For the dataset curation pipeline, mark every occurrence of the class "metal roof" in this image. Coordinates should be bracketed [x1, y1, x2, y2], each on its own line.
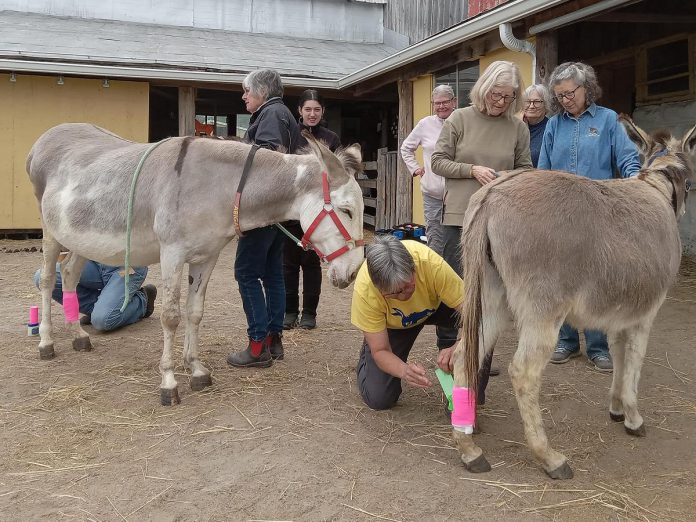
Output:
[0, 10, 400, 88]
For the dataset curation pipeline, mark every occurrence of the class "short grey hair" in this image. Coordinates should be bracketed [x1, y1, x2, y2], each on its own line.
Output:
[547, 61, 602, 115]
[524, 84, 552, 114]
[469, 60, 525, 119]
[366, 235, 415, 294]
[431, 84, 455, 100]
[243, 69, 284, 101]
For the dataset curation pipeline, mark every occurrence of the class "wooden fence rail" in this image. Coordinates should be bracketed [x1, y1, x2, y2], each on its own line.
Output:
[357, 147, 412, 230]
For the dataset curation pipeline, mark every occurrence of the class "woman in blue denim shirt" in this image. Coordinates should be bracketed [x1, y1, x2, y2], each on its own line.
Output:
[538, 62, 641, 373]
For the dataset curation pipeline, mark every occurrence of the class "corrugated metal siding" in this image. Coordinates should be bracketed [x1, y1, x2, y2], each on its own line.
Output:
[383, 0, 468, 45]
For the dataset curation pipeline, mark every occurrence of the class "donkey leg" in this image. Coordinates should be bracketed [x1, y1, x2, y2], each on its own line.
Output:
[620, 326, 651, 436]
[183, 254, 220, 392]
[510, 322, 572, 479]
[37, 233, 61, 359]
[159, 252, 185, 406]
[608, 330, 627, 422]
[59, 253, 92, 352]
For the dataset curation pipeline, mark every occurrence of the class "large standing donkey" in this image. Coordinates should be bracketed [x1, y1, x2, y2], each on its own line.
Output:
[452, 118, 696, 479]
[27, 123, 365, 404]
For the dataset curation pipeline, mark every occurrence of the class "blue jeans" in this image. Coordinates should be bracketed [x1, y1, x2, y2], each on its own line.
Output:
[234, 226, 285, 341]
[557, 323, 609, 360]
[34, 262, 148, 332]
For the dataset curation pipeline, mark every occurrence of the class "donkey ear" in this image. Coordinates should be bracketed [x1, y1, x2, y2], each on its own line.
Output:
[619, 114, 651, 156]
[681, 123, 696, 156]
[335, 144, 363, 178]
[302, 130, 350, 184]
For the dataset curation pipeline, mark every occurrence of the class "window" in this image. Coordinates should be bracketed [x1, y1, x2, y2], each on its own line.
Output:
[195, 114, 229, 137]
[236, 114, 251, 138]
[638, 35, 693, 103]
[434, 62, 479, 108]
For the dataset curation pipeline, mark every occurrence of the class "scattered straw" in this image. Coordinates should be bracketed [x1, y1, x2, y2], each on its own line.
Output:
[341, 503, 402, 522]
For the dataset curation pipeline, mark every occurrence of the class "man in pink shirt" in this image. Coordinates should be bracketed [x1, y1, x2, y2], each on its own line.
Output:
[399, 85, 457, 255]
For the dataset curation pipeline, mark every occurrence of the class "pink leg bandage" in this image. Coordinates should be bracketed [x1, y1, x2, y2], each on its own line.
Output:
[63, 291, 80, 323]
[451, 386, 476, 434]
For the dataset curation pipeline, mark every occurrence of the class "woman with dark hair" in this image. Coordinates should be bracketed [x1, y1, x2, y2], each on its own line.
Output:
[539, 61, 641, 373]
[283, 89, 341, 330]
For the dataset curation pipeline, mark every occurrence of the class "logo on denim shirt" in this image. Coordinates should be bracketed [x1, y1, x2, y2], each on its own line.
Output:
[588, 127, 599, 137]
[391, 307, 435, 327]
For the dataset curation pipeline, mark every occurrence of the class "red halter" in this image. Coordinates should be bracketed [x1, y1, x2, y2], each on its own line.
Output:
[300, 171, 365, 262]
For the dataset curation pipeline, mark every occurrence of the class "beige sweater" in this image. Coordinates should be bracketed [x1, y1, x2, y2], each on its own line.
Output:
[431, 106, 532, 226]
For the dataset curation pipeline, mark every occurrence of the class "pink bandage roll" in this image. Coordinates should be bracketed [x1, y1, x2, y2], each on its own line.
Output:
[63, 291, 80, 323]
[29, 306, 39, 325]
[451, 386, 476, 427]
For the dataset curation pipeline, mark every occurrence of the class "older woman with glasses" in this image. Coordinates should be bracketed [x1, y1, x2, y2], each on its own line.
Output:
[400, 84, 457, 255]
[522, 84, 551, 167]
[538, 61, 641, 373]
[431, 60, 532, 389]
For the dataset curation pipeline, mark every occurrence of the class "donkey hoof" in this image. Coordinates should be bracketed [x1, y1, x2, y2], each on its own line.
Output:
[72, 337, 93, 352]
[190, 374, 212, 391]
[609, 412, 625, 422]
[546, 461, 574, 480]
[625, 423, 646, 437]
[463, 454, 491, 473]
[160, 387, 181, 406]
[39, 344, 55, 360]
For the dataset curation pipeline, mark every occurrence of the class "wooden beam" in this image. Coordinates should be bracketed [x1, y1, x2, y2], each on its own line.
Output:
[590, 13, 696, 24]
[178, 86, 196, 136]
[534, 31, 558, 85]
[396, 79, 413, 225]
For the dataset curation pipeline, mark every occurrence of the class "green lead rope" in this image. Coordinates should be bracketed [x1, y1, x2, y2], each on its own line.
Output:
[275, 223, 303, 247]
[120, 138, 172, 312]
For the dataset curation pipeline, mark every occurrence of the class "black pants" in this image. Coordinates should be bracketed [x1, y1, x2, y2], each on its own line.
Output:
[356, 303, 459, 410]
[282, 222, 322, 315]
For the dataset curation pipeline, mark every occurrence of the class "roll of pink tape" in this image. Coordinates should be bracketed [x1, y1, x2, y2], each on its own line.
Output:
[29, 306, 39, 325]
[451, 386, 476, 427]
[63, 291, 79, 323]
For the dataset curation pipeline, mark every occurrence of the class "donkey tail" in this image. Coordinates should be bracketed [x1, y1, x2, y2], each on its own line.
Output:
[458, 190, 491, 396]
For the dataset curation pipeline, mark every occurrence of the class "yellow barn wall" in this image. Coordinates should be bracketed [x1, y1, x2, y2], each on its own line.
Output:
[480, 46, 534, 90]
[0, 74, 149, 230]
[410, 75, 433, 225]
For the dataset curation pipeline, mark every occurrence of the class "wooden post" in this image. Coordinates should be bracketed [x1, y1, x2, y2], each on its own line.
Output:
[376, 148, 388, 230]
[535, 31, 558, 85]
[178, 86, 196, 136]
[396, 79, 413, 224]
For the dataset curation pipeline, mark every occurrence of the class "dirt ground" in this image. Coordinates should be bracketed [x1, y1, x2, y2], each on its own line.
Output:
[1, 238, 695, 522]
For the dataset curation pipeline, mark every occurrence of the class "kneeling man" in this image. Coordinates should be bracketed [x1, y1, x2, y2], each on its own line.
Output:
[352, 235, 462, 410]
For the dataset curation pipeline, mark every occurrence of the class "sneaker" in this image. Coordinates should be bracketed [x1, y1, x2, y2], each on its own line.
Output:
[142, 284, 157, 318]
[266, 332, 284, 361]
[283, 312, 298, 330]
[298, 312, 316, 330]
[226, 339, 273, 368]
[550, 345, 581, 364]
[591, 355, 613, 373]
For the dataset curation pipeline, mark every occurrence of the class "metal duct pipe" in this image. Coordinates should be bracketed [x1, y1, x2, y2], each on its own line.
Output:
[498, 23, 536, 83]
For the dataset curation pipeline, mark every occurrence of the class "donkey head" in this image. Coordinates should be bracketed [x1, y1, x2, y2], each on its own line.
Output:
[300, 131, 365, 289]
[621, 115, 696, 218]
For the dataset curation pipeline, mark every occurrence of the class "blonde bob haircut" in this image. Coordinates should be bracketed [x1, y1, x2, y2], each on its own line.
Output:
[469, 60, 525, 119]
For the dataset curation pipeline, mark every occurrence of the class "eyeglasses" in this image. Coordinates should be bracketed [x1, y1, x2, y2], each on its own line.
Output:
[432, 99, 454, 107]
[524, 100, 544, 108]
[489, 91, 516, 103]
[555, 85, 582, 101]
[381, 278, 416, 298]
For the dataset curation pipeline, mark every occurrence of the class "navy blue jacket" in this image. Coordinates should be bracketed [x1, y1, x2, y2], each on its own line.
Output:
[246, 97, 300, 153]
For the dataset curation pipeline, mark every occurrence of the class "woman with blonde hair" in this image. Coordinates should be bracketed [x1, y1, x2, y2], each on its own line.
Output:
[431, 60, 532, 392]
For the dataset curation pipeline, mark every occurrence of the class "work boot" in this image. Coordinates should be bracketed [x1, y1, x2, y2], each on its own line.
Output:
[298, 312, 316, 330]
[142, 284, 158, 318]
[226, 338, 272, 368]
[266, 332, 284, 361]
[283, 312, 298, 330]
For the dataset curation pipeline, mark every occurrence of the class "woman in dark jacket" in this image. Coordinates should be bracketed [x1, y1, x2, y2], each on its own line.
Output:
[283, 89, 341, 330]
[227, 68, 300, 368]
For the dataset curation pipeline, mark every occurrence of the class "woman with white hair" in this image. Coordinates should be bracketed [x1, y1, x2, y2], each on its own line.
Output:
[227, 68, 300, 369]
[522, 84, 551, 167]
[399, 84, 457, 256]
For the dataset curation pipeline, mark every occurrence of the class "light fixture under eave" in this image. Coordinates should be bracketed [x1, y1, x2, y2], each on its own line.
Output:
[10, 71, 16, 82]
[102, 78, 110, 88]
[57, 75, 64, 85]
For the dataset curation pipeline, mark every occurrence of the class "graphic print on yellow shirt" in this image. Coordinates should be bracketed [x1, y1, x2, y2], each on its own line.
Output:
[351, 240, 464, 333]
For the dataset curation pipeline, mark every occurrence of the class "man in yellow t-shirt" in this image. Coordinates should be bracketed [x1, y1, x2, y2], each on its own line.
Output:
[351, 235, 463, 410]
